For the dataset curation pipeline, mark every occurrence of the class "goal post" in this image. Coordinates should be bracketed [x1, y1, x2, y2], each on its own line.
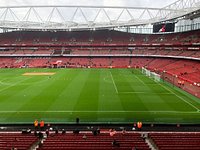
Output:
[142, 67, 161, 82]
[141, 67, 150, 76]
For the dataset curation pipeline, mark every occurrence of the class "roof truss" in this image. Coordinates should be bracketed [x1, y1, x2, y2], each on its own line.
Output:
[0, 0, 199, 30]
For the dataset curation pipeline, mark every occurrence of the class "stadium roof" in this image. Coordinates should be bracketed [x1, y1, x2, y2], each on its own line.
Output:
[0, 0, 199, 31]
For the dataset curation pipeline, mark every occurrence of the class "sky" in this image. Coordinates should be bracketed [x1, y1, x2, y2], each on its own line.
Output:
[0, 0, 177, 8]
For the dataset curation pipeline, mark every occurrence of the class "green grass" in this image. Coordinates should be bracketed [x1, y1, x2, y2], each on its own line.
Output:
[0, 68, 199, 124]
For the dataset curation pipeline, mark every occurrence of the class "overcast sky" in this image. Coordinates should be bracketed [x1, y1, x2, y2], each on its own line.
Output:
[0, 0, 176, 8]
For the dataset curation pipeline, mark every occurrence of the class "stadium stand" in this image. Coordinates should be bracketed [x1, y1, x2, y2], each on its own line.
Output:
[0, 132, 38, 150]
[0, 29, 199, 97]
[1, 131, 200, 150]
[149, 132, 200, 150]
[0, 29, 199, 44]
[37, 132, 150, 150]
[0, 1, 200, 149]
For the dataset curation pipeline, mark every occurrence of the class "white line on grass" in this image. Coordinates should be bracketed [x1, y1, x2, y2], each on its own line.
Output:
[0, 110, 199, 113]
[141, 71, 200, 111]
[158, 83, 200, 111]
[0, 77, 49, 86]
[120, 92, 172, 95]
[0, 77, 33, 93]
[109, 71, 118, 94]
[132, 74, 145, 85]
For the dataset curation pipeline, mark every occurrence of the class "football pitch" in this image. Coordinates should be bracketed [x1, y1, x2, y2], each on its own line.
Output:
[0, 68, 199, 124]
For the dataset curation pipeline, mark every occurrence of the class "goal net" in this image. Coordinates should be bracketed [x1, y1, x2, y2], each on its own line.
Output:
[142, 67, 161, 82]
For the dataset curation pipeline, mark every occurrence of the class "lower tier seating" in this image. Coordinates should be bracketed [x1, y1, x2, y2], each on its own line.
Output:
[149, 132, 200, 150]
[37, 132, 150, 150]
[0, 132, 38, 150]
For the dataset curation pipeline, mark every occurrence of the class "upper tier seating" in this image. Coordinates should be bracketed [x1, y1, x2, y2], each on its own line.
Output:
[0, 29, 199, 45]
[0, 29, 199, 60]
[1, 48, 199, 59]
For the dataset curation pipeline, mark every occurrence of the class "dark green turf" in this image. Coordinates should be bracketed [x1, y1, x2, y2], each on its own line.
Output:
[0, 68, 199, 124]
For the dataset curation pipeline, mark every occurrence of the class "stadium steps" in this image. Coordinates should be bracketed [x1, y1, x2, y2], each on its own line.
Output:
[143, 133, 158, 150]
[31, 138, 44, 150]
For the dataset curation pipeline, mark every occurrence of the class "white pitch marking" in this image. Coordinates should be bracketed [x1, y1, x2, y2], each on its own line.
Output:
[158, 83, 200, 111]
[120, 91, 172, 95]
[140, 70, 200, 111]
[0, 110, 199, 114]
[109, 71, 118, 94]
[0, 77, 33, 93]
[133, 74, 146, 85]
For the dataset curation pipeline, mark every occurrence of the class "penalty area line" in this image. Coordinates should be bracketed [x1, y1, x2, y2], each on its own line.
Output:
[158, 82, 199, 111]
[133, 74, 145, 85]
[140, 70, 200, 112]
